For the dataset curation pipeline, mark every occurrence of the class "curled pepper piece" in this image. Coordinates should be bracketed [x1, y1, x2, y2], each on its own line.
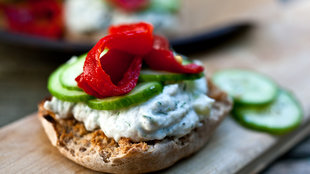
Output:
[75, 74, 101, 97]
[109, 22, 152, 34]
[152, 35, 170, 50]
[100, 50, 134, 85]
[144, 35, 204, 74]
[77, 44, 143, 98]
[107, 22, 154, 55]
[76, 22, 203, 99]
[76, 23, 153, 98]
[107, 0, 149, 12]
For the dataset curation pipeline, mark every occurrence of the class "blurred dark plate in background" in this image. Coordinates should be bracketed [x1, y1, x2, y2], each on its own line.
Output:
[0, 22, 251, 54]
[0, 0, 266, 54]
[171, 23, 251, 54]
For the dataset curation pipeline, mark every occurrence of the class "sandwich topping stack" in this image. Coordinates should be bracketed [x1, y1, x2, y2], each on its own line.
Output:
[38, 22, 232, 173]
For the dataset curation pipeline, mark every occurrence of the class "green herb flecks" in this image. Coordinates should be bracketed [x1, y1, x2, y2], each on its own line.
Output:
[175, 101, 179, 108]
[157, 101, 162, 106]
[125, 121, 131, 127]
[157, 110, 167, 115]
[180, 102, 187, 108]
[143, 115, 153, 121]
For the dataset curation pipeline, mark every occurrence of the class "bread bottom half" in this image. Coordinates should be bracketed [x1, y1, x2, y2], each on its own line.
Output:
[38, 80, 232, 174]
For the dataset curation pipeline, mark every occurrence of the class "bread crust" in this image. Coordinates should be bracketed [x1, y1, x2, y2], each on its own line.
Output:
[38, 80, 232, 174]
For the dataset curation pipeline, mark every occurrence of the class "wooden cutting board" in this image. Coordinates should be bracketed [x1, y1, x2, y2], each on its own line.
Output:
[1, 1, 310, 173]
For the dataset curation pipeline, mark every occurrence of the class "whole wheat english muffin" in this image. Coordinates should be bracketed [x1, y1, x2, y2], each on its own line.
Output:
[38, 80, 232, 173]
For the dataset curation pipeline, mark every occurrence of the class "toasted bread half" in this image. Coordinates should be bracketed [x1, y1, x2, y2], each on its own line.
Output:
[38, 80, 232, 174]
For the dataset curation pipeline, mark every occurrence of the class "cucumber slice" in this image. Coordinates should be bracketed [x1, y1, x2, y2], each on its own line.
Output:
[212, 69, 278, 105]
[87, 82, 163, 110]
[139, 57, 203, 83]
[60, 54, 86, 90]
[139, 70, 204, 83]
[48, 63, 93, 102]
[233, 90, 303, 134]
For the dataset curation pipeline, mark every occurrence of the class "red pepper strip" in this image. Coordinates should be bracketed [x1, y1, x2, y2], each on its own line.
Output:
[76, 23, 153, 98]
[75, 74, 101, 97]
[152, 35, 170, 50]
[100, 49, 134, 85]
[107, 0, 149, 12]
[2, 0, 63, 39]
[76, 37, 145, 98]
[76, 23, 202, 98]
[106, 23, 154, 55]
[145, 49, 204, 74]
[77, 55, 142, 98]
[144, 35, 204, 74]
[109, 22, 152, 34]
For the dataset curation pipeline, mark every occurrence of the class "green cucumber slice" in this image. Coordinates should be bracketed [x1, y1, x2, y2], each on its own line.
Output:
[60, 49, 109, 90]
[233, 90, 303, 134]
[60, 54, 86, 90]
[212, 69, 278, 105]
[87, 82, 163, 110]
[139, 56, 203, 82]
[139, 70, 204, 83]
[48, 63, 93, 102]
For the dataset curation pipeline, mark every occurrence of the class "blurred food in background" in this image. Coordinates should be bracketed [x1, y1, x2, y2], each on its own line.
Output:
[0, 0, 63, 39]
[0, 0, 179, 41]
[0, 0, 273, 53]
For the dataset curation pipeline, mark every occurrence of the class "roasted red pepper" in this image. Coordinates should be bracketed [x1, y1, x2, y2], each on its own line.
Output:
[144, 35, 204, 74]
[108, 0, 149, 12]
[1, 0, 63, 39]
[100, 50, 135, 85]
[106, 22, 154, 55]
[76, 23, 153, 98]
[76, 22, 204, 98]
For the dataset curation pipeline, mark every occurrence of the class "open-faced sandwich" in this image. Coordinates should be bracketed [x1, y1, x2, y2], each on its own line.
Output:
[38, 22, 232, 173]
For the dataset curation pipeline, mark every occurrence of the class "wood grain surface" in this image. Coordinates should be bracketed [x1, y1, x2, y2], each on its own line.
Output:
[1, 0, 310, 173]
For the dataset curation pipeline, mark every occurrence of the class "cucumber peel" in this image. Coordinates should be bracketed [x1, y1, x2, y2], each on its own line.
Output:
[139, 70, 204, 83]
[139, 58, 204, 83]
[87, 82, 163, 110]
[212, 69, 278, 105]
[60, 54, 86, 90]
[233, 90, 303, 134]
[48, 63, 93, 102]
[60, 50, 109, 90]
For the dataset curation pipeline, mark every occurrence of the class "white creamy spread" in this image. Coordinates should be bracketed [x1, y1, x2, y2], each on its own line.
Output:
[44, 77, 214, 142]
[65, 0, 111, 33]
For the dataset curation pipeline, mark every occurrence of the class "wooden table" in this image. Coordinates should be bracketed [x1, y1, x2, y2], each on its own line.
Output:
[1, 0, 310, 173]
